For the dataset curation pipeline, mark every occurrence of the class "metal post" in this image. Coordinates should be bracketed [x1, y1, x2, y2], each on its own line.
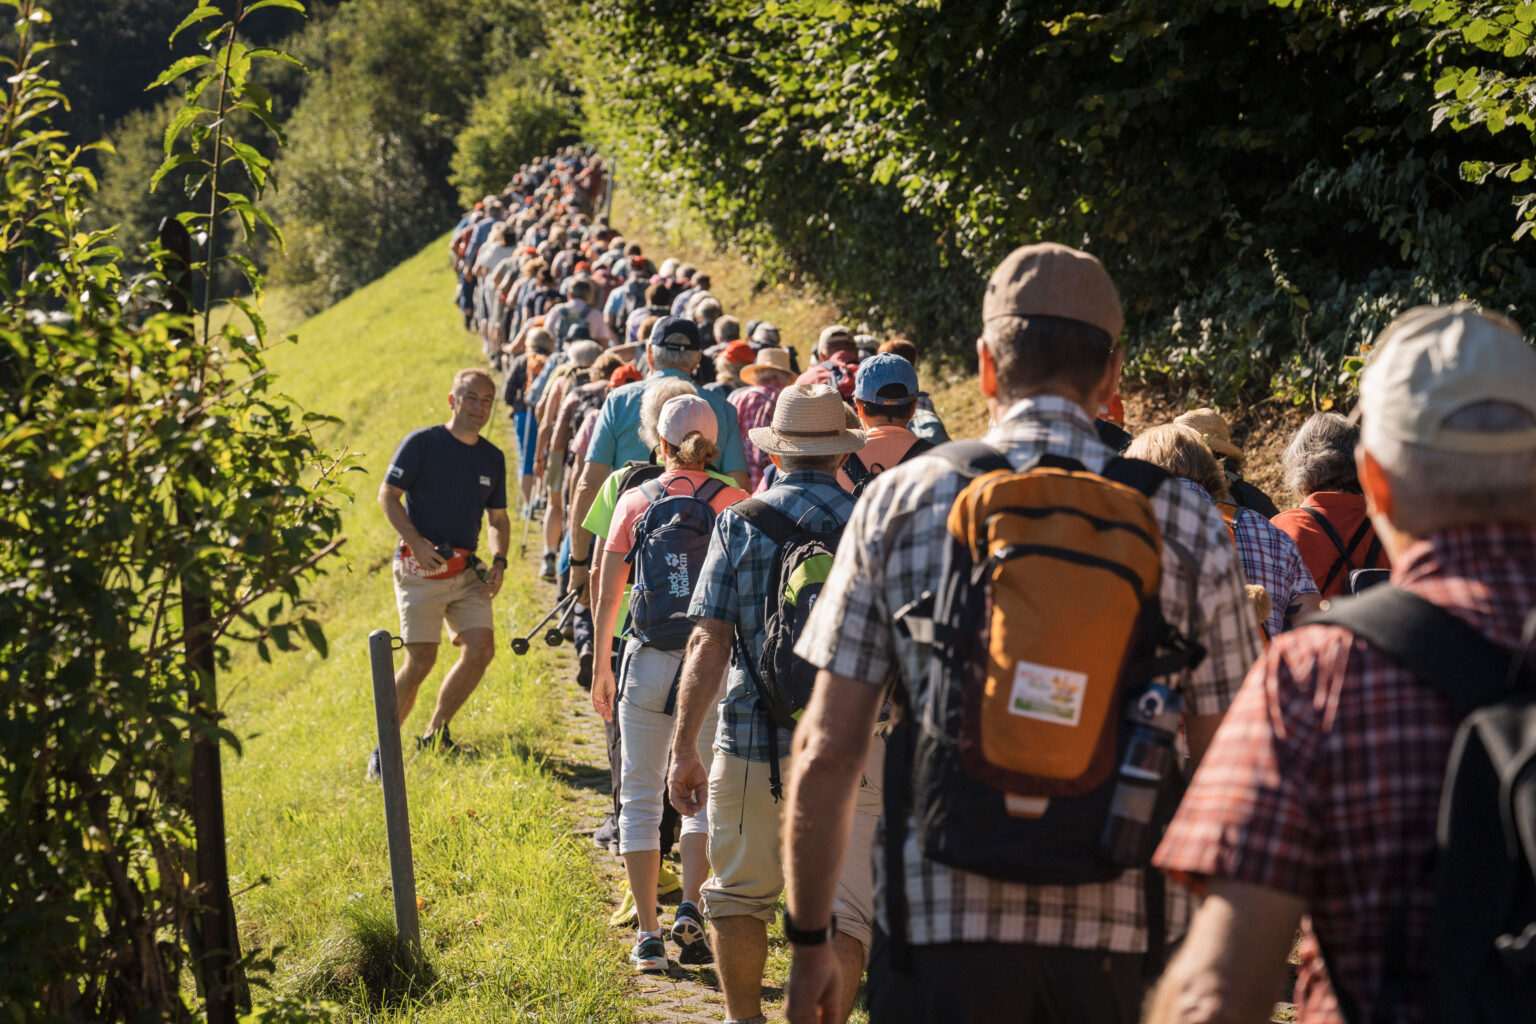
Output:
[368, 629, 421, 962]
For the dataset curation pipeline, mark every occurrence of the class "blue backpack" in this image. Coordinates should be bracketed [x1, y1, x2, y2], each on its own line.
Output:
[625, 477, 729, 650]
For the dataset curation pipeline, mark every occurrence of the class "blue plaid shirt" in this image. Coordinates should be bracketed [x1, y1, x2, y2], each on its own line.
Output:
[689, 470, 854, 762]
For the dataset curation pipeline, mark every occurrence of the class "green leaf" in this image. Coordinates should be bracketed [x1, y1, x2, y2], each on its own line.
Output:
[245, 0, 307, 14]
[169, 5, 223, 45]
[149, 152, 203, 193]
[246, 47, 306, 72]
[299, 617, 328, 658]
[146, 54, 214, 91]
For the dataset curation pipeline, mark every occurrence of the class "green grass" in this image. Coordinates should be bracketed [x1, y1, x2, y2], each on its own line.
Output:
[221, 239, 633, 1021]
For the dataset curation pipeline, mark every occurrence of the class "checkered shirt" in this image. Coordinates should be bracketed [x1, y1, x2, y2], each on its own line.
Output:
[690, 470, 855, 762]
[1186, 480, 1319, 635]
[1154, 523, 1536, 1024]
[727, 382, 784, 491]
[796, 396, 1263, 952]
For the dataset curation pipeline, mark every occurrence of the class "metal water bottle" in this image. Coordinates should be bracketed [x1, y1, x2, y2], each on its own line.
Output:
[1098, 682, 1182, 867]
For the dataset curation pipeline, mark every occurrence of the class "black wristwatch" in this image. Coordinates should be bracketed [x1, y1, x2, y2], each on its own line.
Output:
[782, 909, 836, 946]
[568, 554, 591, 568]
[492, 555, 508, 569]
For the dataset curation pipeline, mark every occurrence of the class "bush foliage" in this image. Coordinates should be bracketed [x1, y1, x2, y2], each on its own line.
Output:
[564, 0, 1534, 401]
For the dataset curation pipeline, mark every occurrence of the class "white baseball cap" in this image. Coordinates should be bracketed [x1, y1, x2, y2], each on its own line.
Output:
[657, 394, 718, 446]
[1358, 303, 1536, 455]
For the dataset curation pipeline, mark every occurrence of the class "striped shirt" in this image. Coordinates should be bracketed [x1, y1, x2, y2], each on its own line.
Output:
[796, 395, 1262, 952]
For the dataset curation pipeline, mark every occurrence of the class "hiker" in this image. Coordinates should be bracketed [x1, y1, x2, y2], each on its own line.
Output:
[729, 348, 797, 491]
[748, 321, 802, 374]
[370, 368, 510, 780]
[779, 243, 1264, 1024]
[533, 339, 603, 580]
[590, 395, 749, 973]
[1173, 407, 1281, 517]
[1127, 423, 1321, 637]
[1271, 411, 1391, 598]
[1147, 303, 1536, 1024]
[836, 352, 930, 493]
[797, 324, 860, 399]
[568, 317, 751, 612]
[667, 384, 877, 1024]
[875, 337, 949, 444]
[509, 326, 555, 511]
[706, 339, 755, 398]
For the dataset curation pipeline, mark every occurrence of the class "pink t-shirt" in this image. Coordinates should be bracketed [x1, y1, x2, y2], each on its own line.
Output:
[836, 424, 919, 490]
[606, 469, 749, 555]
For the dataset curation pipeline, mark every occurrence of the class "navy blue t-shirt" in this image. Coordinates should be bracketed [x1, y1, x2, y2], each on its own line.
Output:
[385, 426, 507, 551]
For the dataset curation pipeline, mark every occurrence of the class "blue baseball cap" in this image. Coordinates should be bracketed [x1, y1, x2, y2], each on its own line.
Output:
[648, 315, 702, 351]
[853, 352, 919, 405]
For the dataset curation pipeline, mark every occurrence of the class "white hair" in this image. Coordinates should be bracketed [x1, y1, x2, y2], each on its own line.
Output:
[1283, 412, 1360, 497]
[1365, 401, 1536, 534]
[649, 345, 701, 374]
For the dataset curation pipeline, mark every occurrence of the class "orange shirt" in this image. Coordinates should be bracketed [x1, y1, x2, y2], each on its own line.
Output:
[836, 424, 920, 491]
[1271, 491, 1391, 599]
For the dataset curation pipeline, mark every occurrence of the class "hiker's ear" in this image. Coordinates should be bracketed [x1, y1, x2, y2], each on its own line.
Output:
[769, 453, 782, 469]
[1088, 348, 1123, 414]
[977, 336, 997, 400]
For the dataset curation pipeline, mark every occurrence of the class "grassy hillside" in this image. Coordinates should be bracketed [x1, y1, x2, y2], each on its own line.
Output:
[222, 241, 632, 1021]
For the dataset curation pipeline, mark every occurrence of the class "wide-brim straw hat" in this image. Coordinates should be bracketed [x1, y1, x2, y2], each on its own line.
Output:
[607, 341, 642, 364]
[749, 384, 866, 456]
[1175, 407, 1243, 463]
[740, 347, 794, 386]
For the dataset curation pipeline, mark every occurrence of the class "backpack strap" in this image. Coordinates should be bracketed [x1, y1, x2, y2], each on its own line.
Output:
[897, 436, 935, 464]
[730, 498, 801, 547]
[1100, 455, 1171, 499]
[933, 439, 1012, 477]
[638, 478, 668, 505]
[694, 477, 729, 505]
[1300, 506, 1375, 595]
[843, 452, 870, 489]
[1305, 586, 1536, 712]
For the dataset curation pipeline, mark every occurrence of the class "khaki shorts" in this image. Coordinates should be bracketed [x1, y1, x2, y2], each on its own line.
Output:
[546, 455, 566, 498]
[392, 558, 493, 645]
[700, 736, 885, 954]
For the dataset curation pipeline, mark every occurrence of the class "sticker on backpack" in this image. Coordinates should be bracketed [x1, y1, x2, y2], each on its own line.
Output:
[1008, 661, 1087, 727]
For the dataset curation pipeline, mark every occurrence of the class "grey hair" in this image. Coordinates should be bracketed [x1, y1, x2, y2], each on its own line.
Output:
[777, 453, 846, 474]
[638, 377, 698, 452]
[1283, 412, 1361, 496]
[1365, 401, 1536, 534]
[649, 345, 702, 374]
[715, 356, 745, 389]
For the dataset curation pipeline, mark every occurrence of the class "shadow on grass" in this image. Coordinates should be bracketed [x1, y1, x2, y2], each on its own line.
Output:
[290, 901, 439, 1012]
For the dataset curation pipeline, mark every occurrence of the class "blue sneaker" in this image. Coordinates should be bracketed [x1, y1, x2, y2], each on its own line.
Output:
[670, 901, 712, 965]
[629, 932, 667, 973]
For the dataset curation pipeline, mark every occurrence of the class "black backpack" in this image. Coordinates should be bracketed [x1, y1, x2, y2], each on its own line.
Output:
[730, 498, 845, 799]
[1308, 586, 1536, 1024]
[842, 436, 933, 499]
[624, 477, 727, 651]
[1300, 505, 1385, 596]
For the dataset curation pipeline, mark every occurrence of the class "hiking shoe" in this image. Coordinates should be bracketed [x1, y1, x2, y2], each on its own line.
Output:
[576, 651, 594, 691]
[656, 863, 682, 896]
[541, 553, 556, 581]
[592, 811, 616, 850]
[417, 725, 457, 753]
[670, 901, 712, 965]
[629, 932, 668, 973]
[365, 747, 381, 782]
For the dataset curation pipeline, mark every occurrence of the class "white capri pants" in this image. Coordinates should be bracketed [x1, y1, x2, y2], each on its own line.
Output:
[616, 639, 719, 856]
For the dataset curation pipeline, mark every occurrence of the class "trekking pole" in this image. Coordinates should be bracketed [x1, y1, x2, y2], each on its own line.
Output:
[519, 481, 544, 558]
[510, 590, 579, 656]
[367, 630, 421, 967]
[546, 594, 579, 648]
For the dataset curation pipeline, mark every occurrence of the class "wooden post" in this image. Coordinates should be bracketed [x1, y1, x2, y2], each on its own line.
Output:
[368, 629, 421, 962]
[158, 216, 247, 1023]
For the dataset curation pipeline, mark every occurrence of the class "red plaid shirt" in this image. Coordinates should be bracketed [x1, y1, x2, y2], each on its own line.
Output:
[1154, 523, 1536, 1024]
[728, 381, 783, 490]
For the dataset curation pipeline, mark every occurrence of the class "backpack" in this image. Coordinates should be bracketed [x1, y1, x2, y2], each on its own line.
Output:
[883, 443, 1204, 962]
[1300, 505, 1385, 597]
[730, 498, 847, 798]
[624, 476, 728, 651]
[1307, 587, 1536, 1024]
[842, 437, 933, 499]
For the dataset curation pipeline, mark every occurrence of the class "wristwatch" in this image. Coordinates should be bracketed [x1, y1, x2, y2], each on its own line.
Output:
[568, 553, 591, 568]
[782, 909, 836, 946]
[492, 555, 508, 569]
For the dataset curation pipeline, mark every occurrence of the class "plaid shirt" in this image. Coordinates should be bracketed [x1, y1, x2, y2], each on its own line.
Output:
[728, 382, 784, 491]
[690, 471, 854, 762]
[796, 396, 1263, 952]
[1155, 523, 1536, 1024]
[1186, 480, 1319, 635]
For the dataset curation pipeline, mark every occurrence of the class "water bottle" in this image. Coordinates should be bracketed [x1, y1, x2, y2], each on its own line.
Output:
[1098, 683, 1182, 867]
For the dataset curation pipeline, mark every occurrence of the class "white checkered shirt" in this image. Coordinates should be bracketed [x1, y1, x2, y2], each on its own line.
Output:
[796, 395, 1263, 952]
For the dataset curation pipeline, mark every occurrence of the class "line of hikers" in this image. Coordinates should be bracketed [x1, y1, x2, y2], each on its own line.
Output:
[375, 146, 1536, 1024]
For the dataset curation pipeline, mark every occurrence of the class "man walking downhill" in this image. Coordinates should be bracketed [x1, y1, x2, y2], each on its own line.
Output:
[369, 368, 510, 780]
[780, 243, 1262, 1024]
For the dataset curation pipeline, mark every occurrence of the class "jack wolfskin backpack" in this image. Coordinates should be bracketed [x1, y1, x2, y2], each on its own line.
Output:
[625, 476, 728, 651]
[1307, 586, 1536, 1024]
[729, 498, 846, 798]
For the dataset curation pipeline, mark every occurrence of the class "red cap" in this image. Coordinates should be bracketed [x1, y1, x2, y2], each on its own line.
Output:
[721, 340, 754, 365]
[609, 365, 643, 389]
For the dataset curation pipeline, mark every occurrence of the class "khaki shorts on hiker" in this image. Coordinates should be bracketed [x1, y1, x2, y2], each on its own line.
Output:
[392, 557, 493, 645]
[700, 737, 884, 955]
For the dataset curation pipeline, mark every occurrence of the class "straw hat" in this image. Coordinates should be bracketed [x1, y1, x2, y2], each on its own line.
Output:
[749, 384, 865, 456]
[1174, 407, 1243, 464]
[740, 347, 795, 386]
[607, 341, 642, 364]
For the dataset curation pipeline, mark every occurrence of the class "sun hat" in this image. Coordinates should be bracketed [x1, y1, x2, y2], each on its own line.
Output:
[648, 316, 702, 351]
[720, 340, 755, 365]
[853, 352, 920, 406]
[1174, 408, 1244, 464]
[748, 384, 866, 457]
[740, 347, 795, 386]
[607, 340, 642, 364]
[818, 324, 855, 352]
[1357, 303, 1536, 455]
[566, 340, 602, 369]
[982, 242, 1123, 340]
[750, 322, 781, 347]
[657, 394, 719, 446]
[658, 258, 680, 277]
